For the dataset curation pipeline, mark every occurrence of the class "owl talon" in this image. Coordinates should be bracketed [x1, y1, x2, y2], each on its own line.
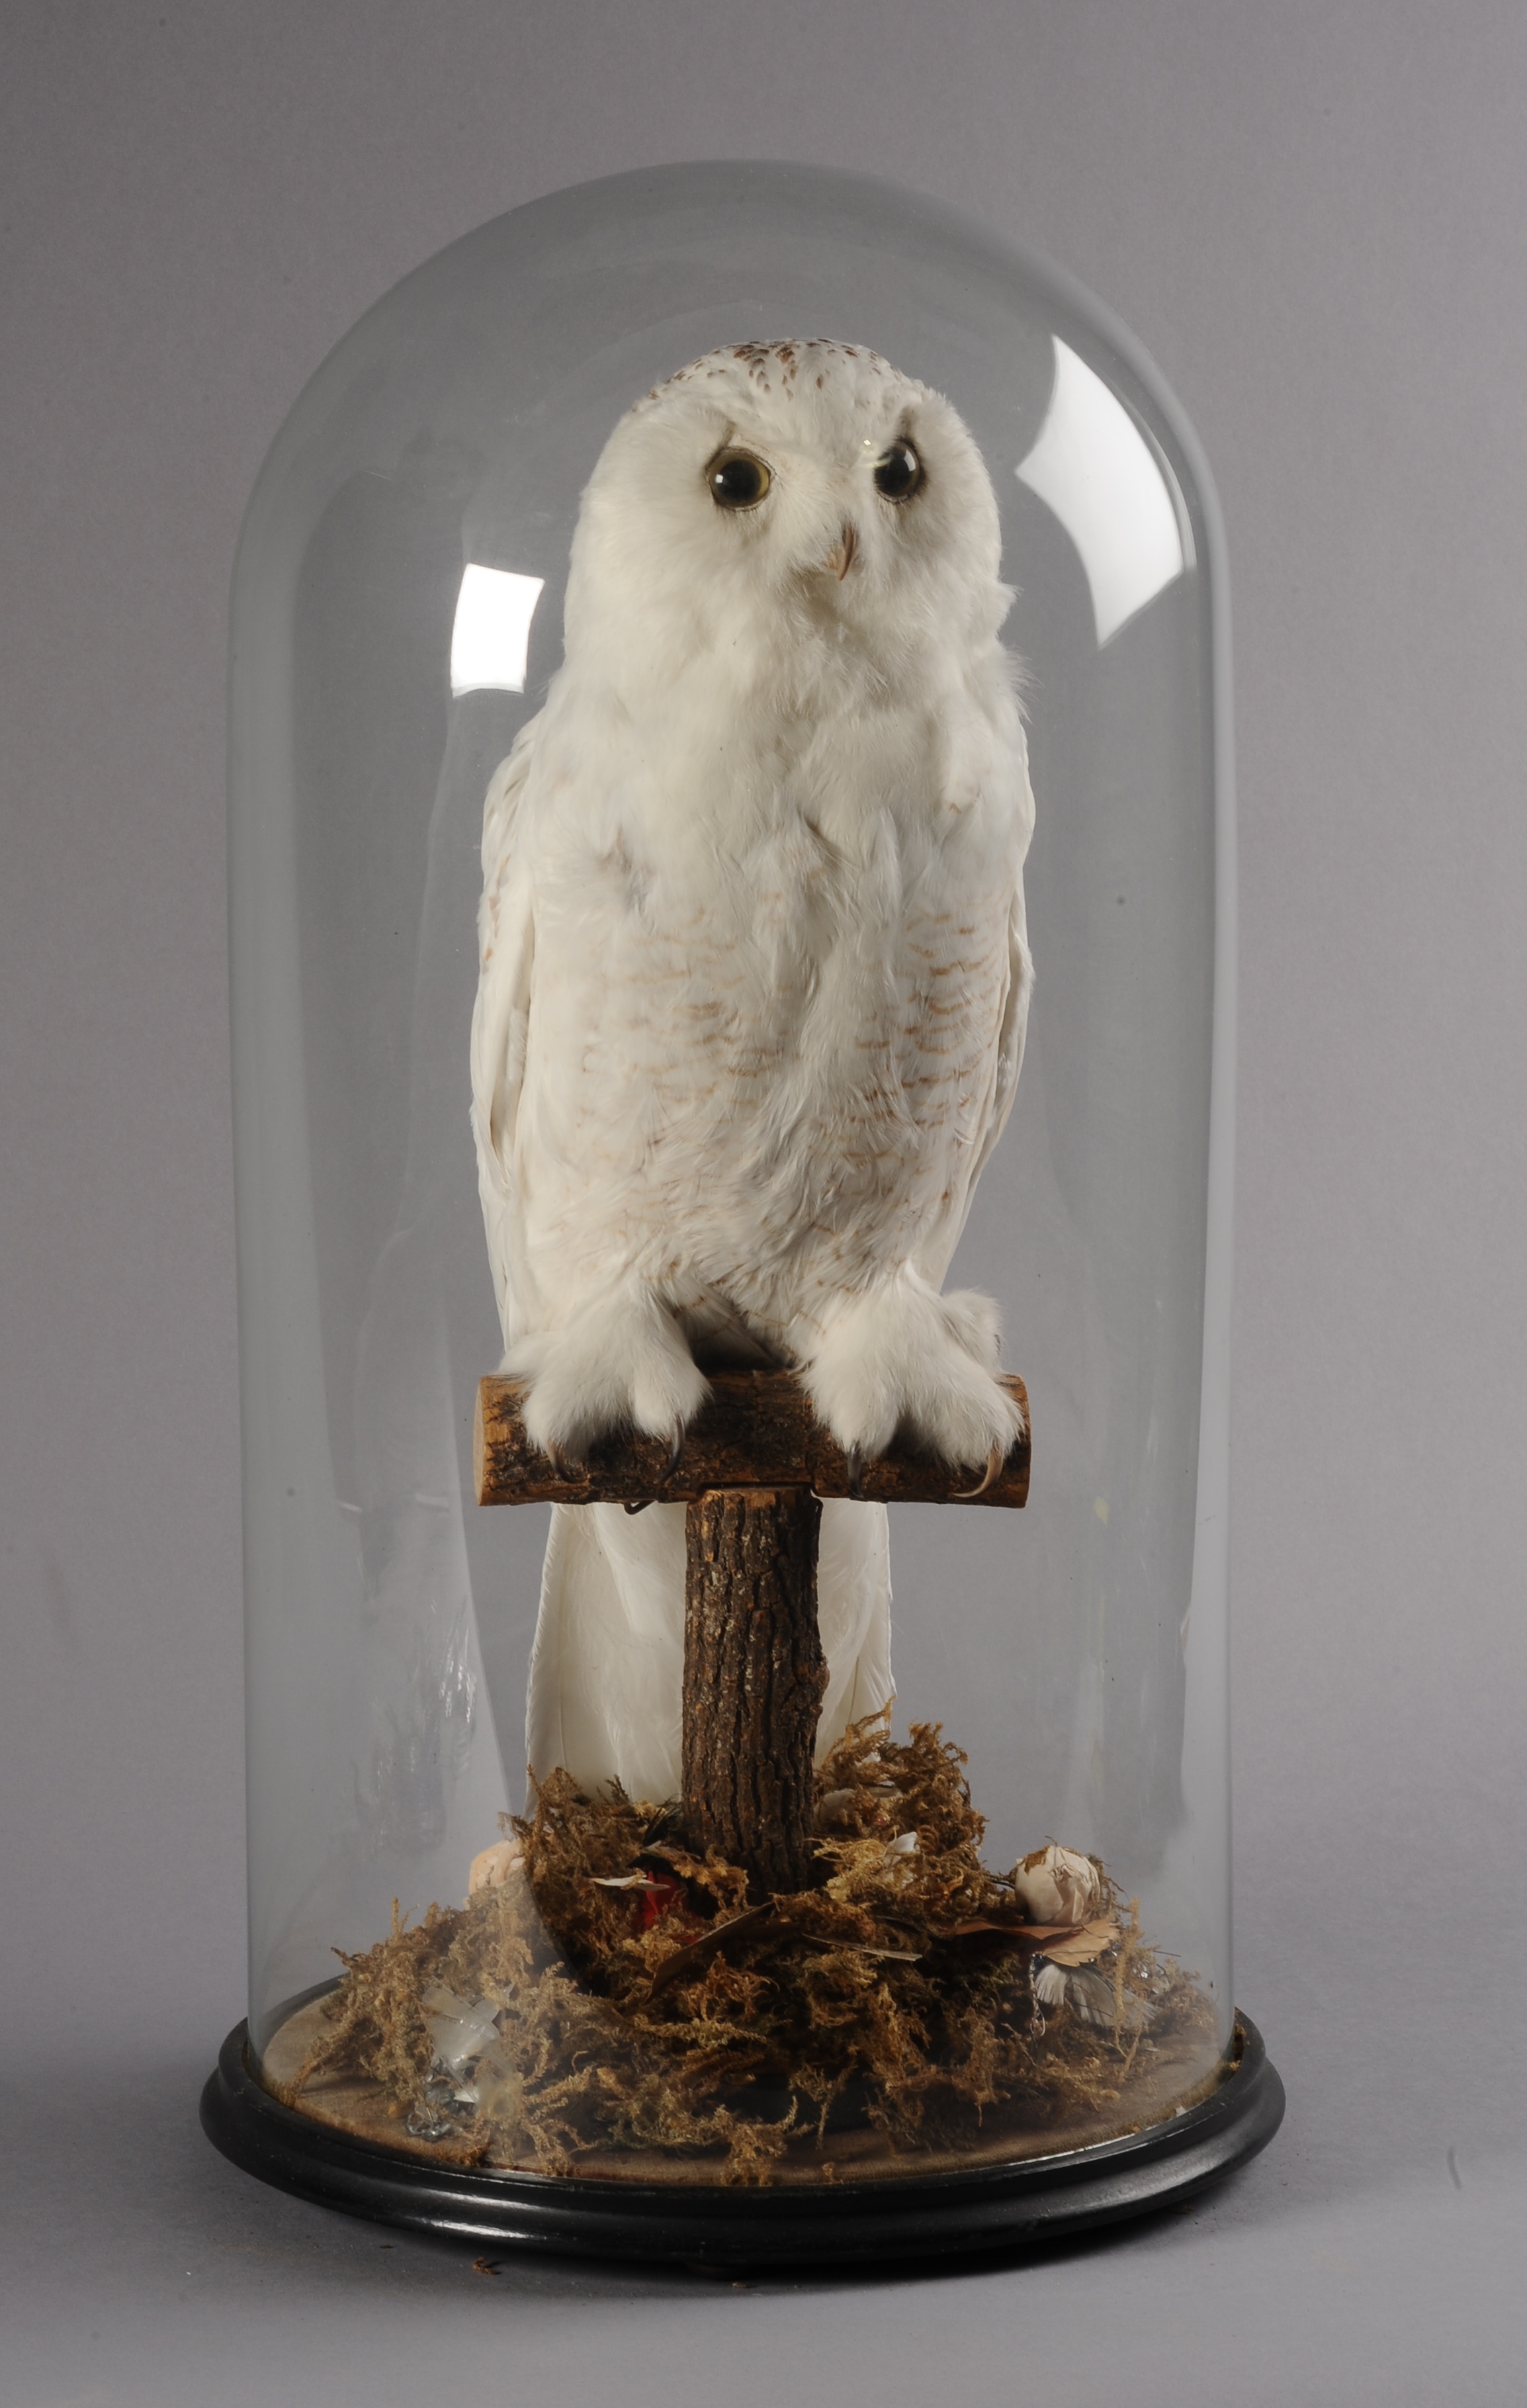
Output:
[802, 1274, 1022, 1487]
[845, 1445, 866, 1501]
[953, 1442, 1006, 1501]
[507, 1278, 709, 1465]
[660, 1427, 685, 1483]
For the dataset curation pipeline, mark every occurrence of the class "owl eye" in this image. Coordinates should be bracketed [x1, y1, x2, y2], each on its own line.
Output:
[708, 451, 772, 510]
[873, 439, 925, 502]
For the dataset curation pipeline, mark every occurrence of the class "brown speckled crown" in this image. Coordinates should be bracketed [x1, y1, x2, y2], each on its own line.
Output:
[642, 337, 891, 405]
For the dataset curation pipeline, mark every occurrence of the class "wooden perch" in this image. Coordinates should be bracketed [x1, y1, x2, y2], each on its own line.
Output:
[682, 1488, 826, 1895]
[474, 1368, 1030, 1510]
[474, 1366, 1029, 1897]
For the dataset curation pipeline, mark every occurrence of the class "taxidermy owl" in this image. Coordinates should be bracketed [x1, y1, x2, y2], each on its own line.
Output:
[470, 338, 1034, 1801]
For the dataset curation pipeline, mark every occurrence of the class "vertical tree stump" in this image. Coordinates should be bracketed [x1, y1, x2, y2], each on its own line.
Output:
[681, 1487, 826, 1896]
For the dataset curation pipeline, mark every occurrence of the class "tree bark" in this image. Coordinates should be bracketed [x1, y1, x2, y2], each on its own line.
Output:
[681, 1487, 827, 1896]
[475, 1369, 1029, 1509]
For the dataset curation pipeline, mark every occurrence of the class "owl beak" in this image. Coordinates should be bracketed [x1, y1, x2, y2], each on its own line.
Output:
[828, 521, 858, 580]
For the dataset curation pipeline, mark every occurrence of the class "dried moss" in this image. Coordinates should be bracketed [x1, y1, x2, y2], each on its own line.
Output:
[280, 1715, 1218, 2184]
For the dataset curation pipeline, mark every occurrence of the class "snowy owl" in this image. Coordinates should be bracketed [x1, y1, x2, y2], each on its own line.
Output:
[471, 337, 1034, 1802]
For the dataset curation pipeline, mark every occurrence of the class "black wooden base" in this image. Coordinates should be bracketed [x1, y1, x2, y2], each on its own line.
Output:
[200, 2013, 1282, 2268]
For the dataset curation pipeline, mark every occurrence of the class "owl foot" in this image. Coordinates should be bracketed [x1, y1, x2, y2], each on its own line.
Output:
[952, 1443, 1006, 1500]
[799, 1272, 1025, 1476]
[505, 1280, 709, 1461]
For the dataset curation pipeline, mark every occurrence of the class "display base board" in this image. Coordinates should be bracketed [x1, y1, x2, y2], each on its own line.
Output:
[200, 2012, 1282, 2268]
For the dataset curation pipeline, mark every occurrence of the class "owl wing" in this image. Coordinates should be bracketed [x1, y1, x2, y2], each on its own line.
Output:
[969, 873, 1033, 1194]
[469, 719, 539, 1350]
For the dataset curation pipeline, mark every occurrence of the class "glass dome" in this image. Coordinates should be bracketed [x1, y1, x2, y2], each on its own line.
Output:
[206, 161, 1275, 2255]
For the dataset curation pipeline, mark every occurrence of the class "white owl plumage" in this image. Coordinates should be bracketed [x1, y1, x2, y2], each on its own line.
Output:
[470, 337, 1034, 1801]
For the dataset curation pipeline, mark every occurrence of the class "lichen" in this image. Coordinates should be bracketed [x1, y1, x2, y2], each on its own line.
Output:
[279, 1714, 1218, 2185]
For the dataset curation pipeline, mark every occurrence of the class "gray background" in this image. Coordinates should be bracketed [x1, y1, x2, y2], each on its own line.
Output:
[3, 3, 1523, 2401]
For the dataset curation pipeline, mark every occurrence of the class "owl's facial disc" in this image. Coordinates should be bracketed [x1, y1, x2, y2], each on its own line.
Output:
[816, 433, 922, 580]
[679, 374, 946, 612]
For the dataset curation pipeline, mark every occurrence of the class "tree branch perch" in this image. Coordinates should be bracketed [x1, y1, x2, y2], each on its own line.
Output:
[474, 1368, 1029, 1509]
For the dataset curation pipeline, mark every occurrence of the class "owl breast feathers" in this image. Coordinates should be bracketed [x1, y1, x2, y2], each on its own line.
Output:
[471, 337, 1034, 1476]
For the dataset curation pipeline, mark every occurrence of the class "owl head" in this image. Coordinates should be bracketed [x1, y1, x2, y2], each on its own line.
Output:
[561, 339, 1012, 697]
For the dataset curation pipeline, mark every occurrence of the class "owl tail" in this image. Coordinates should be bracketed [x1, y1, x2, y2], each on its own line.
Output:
[524, 1497, 894, 1806]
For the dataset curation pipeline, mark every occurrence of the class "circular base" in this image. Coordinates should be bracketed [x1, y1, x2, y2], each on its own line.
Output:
[201, 2014, 1282, 2268]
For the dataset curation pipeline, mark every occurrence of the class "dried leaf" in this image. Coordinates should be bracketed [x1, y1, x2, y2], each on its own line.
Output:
[801, 1934, 924, 1963]
[936, 1918, 1080, 1943]
[644, 1903, 781, 1998]
[1038, 1917, 1120, 1968]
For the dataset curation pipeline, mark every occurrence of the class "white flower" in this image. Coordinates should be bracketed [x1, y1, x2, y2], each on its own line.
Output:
[420, 1984, 501, 2073]
[882, 1830, 921, 1884]
[1012, 1842, 1104, 1927]
[468, 1838, 526, 1897]
[1032, 1960, 1068, 2010]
